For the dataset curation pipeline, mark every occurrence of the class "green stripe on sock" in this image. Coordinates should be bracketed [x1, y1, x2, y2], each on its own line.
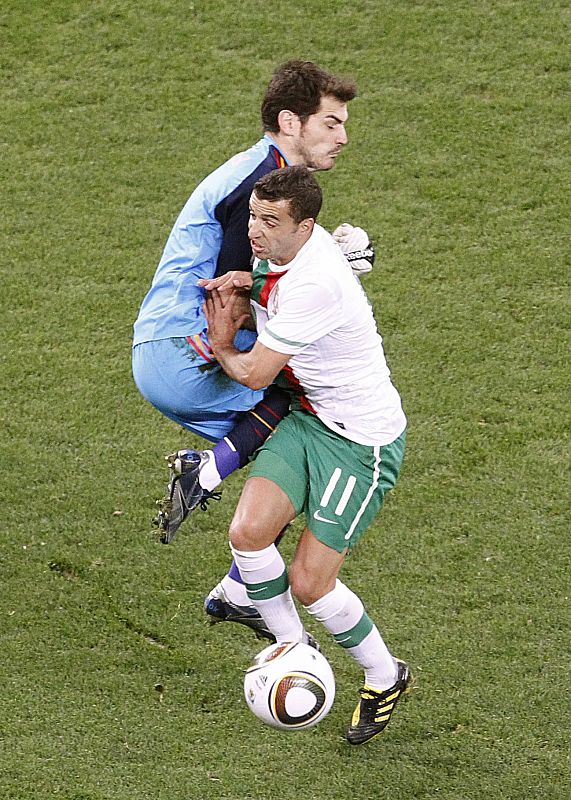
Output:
[245, 570, 289, 601]
[333, 612, 374, 649]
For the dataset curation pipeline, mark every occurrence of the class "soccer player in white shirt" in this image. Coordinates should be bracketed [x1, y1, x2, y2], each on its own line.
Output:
[202, 166, 411, 745]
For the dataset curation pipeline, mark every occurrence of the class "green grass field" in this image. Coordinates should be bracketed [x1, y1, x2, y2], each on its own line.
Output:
[1, 1, 569, 798]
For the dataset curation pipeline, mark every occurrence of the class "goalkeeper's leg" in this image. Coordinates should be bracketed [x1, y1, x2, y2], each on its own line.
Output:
[133, 338, 291, 540]
[159, 385, 291, 543]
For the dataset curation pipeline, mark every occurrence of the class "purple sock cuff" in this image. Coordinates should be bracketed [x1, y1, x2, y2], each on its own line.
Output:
[228, 559, 243, 584]
[212, 438, 241, 480]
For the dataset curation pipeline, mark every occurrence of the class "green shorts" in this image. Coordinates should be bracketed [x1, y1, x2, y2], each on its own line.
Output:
[249, 410, 406, 553]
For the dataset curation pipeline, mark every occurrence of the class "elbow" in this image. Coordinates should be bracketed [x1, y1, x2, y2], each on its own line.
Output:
[237, 366, 268, 391]
[243, 374, 267, 391]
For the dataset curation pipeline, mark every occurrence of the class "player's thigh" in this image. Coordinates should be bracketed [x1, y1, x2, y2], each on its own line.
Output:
[248, 411, 310, 515]
[132, 338, 263, 417]
[229, 477, 296, 551]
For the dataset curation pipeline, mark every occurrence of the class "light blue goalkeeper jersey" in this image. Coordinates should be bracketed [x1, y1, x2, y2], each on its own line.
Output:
[133, 135, 288, 348]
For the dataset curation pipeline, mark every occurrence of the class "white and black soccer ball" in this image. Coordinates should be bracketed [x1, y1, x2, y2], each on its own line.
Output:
[243, 641, 335, 731]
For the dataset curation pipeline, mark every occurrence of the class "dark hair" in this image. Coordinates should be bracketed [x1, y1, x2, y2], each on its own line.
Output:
[261, 59, 357, 133]
[253, 166, 323, 223]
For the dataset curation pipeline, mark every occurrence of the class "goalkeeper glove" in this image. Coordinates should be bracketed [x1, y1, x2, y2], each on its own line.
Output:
[332, 223, 375, 276]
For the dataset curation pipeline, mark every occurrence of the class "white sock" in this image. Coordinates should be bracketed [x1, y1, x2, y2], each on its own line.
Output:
[350, 629, 398, 691]
[217, 575, 249, 606]
[304, 579, 398, 691]
[197, 450, 221, 491]
[231, 544, 304, 643]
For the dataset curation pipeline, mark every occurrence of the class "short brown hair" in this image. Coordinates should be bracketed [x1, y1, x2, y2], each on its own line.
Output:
[253, 166, 323, 224]
[261, 59, 357, 133]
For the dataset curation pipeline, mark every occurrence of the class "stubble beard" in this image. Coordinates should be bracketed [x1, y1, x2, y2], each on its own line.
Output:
[297, 133, 336, 172]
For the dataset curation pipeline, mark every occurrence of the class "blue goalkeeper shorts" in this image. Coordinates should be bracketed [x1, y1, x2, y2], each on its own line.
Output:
[132, 333, 264, 443]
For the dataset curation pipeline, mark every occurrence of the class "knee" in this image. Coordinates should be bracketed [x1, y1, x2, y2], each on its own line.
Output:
[289, 562, 332, 607]
[229, 515, 270, 552]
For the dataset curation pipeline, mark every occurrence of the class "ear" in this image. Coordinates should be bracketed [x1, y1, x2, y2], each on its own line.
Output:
[277, 109, 301, 137]
[299, 218, 315, 235]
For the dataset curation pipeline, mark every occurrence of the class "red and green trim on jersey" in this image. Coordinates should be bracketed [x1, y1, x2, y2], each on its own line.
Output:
[251, 259, 285, 309]
[251, 260, 316, 417]
[277, 366, 316, 415]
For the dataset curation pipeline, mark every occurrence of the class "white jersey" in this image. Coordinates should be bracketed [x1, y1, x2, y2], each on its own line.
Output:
[250, 224, 406, 446]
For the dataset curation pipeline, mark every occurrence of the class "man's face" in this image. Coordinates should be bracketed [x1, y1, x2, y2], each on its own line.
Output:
[292, 95, 349, 171]
[248, 192, 311, 266]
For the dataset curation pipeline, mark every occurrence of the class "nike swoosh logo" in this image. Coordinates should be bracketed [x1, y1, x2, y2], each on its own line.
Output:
[313, 509, 339, 525]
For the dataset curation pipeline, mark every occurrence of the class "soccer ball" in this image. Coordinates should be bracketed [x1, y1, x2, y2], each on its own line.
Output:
[243, 641, 335, 731]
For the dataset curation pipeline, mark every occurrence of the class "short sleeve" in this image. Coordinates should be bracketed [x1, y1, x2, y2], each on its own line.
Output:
[258, 276, 342, 354]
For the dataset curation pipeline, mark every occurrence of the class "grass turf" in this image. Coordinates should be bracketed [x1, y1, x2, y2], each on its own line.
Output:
[1, 1, 569, 798]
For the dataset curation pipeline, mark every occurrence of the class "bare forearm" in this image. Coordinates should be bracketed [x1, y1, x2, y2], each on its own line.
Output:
[212, 343, 263, 390]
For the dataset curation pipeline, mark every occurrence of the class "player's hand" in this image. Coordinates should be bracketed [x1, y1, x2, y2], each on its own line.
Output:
[332, 223, 375, 276]
[198, 271, 253, 292]
[198, 271, 253, 309]
[228, 288, 255, 328]
[204, 289, 252, 355]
